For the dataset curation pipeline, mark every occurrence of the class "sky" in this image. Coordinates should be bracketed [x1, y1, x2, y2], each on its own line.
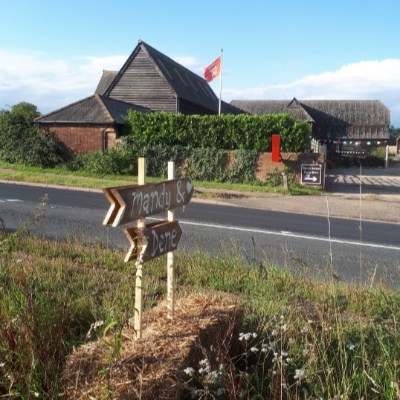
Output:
[1, 0, 400, 126]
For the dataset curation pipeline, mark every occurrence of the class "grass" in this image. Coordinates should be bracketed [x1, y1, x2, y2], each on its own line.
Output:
[1, 222, 399, 398]
[0, 161, 322, 196]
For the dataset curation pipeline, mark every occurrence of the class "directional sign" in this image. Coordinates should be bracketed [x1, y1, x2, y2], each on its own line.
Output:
[123, 220, 182, 263]
[301, 164, 322, 185]
[103, 178, 194, 227]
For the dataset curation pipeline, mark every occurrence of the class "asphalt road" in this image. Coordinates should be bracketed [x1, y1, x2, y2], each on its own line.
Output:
[1, 182, 400, 289]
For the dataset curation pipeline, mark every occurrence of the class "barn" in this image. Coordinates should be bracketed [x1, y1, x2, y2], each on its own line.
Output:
[231, 98, 390, 157]
[36, 40, 240, 153]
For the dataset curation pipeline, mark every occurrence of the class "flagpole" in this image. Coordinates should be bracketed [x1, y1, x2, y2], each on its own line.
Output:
[218, 48, 223, 115]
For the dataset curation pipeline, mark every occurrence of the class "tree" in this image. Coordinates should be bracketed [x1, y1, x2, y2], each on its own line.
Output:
[0, 102, 69, 167]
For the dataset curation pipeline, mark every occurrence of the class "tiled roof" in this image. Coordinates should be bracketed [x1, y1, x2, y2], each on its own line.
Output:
[231, 98, 389, 125]
[36, 94, 151, 124]
[95, 70, 118, 95]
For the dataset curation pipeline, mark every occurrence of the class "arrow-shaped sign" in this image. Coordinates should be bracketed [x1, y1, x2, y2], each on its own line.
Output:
[103, 178, 194, 227]
[123, 220, 182, 263]
[304, 176, 318, 182]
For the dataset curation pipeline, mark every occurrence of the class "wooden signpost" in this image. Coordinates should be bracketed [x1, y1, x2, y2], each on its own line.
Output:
[102, 158, 193, 338]
[103, 178, 194, 226]
[124, 220, 182, 263]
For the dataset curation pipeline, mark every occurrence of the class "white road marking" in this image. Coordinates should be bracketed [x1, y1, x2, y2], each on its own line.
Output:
[0, 199, 23, 202]
[177, 220, 400, 251]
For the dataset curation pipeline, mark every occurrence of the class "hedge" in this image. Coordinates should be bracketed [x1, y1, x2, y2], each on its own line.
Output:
[125, 111, 311, 152]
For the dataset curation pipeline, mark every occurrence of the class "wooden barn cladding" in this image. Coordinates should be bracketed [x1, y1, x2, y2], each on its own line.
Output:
[231, 98, 390, 140]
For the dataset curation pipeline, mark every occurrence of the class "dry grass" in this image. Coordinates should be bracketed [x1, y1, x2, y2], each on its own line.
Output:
[59, 293, 242, 399]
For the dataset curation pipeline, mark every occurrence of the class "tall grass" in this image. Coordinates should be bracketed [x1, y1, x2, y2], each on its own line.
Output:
[0, 227, 399, 398]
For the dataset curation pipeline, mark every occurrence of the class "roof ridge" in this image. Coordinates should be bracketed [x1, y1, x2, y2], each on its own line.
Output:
[95, 94, 114, 123]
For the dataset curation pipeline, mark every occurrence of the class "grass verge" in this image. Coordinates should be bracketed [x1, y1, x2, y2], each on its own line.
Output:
[0, 162, 321, 196]
[0, 226, 399, 399]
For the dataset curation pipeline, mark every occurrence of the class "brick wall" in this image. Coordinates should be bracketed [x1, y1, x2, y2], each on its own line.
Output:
[40, 125, 118, 153]
[254, 152, 325, 182]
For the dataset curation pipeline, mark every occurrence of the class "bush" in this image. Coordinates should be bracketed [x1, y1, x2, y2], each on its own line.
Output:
[0, 102, 71, 168]
[125, 111, 311, 152]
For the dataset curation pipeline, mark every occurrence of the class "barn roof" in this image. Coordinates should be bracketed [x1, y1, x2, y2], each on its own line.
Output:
[231, 98, 390, 139]
[95, 70, 118, 95]
[36, 94, 151, 124]
[230, 98, 389, 125]
[104, 40, 221, 113]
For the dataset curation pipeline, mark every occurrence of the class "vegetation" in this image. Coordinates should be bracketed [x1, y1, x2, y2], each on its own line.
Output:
[0, 161, 321, 196]
[125, 110, 311, 152]
[0, 102, 70, 168]
[0, 222, 399, 399]
[0, 102, 314, 187]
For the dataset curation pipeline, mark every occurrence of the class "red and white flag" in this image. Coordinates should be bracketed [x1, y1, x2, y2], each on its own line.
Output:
[204, 56, 221, 83]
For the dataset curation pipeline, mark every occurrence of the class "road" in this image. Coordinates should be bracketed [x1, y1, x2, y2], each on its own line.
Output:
[1, 182, 399, 289]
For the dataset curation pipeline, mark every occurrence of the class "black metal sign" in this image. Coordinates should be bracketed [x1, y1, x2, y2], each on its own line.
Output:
[301, 164, 322, 185]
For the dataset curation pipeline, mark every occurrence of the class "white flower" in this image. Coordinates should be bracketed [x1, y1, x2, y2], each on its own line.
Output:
[294, 368, 305, 380]
[281, 323, 288, 332]
[208, 371, 219, 382]
[239, 332, 254, 341]
[346, 343, 357, 350]
[0, 363, 4, 368]
[34, 393, 39, 398]
[250, 347, 259, 352]
[199, 358, 208, 366]
[184, 367, 195, 376]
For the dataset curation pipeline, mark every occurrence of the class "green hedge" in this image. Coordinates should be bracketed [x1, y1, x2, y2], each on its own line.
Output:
[75, 143, 260, 183]
[125, 111, 311, 152]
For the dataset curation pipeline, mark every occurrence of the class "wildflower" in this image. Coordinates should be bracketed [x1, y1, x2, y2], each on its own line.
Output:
[0, 363, 4, 367]
[294, 368, 305, 380]
[281, 323, 288, 332]
[208, 371, 219, 383]
[271, 329, 278, 336]
[239, 332, 256, 341]
[250, 346, 259, 352]
[216, 387, 225, 396]
[346, 343, 357, 350]
[199, 358, 209, 366]
[301, 326, 309, 333]
[261, 343, 269, 352]
[184, 367, 195, 376]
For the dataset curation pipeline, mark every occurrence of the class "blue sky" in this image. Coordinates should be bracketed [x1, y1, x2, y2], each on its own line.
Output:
[1, 0, 400, 125]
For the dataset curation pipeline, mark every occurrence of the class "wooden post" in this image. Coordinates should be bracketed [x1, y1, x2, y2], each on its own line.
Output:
[134, 157, 146, 339]
[167, 161, 175, 319]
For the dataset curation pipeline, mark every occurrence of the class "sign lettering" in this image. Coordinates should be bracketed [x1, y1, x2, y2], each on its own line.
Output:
[301, 164, 322, 185]
[124, 220, 182, 263]
[103, 178, 194, 227]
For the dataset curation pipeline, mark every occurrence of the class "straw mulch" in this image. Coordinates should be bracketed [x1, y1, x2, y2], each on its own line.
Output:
[59, 292, 242, 399]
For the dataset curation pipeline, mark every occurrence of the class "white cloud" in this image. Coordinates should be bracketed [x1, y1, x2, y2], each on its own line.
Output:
[1, 49, 400, 126]
[0, 49, 125, 112]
